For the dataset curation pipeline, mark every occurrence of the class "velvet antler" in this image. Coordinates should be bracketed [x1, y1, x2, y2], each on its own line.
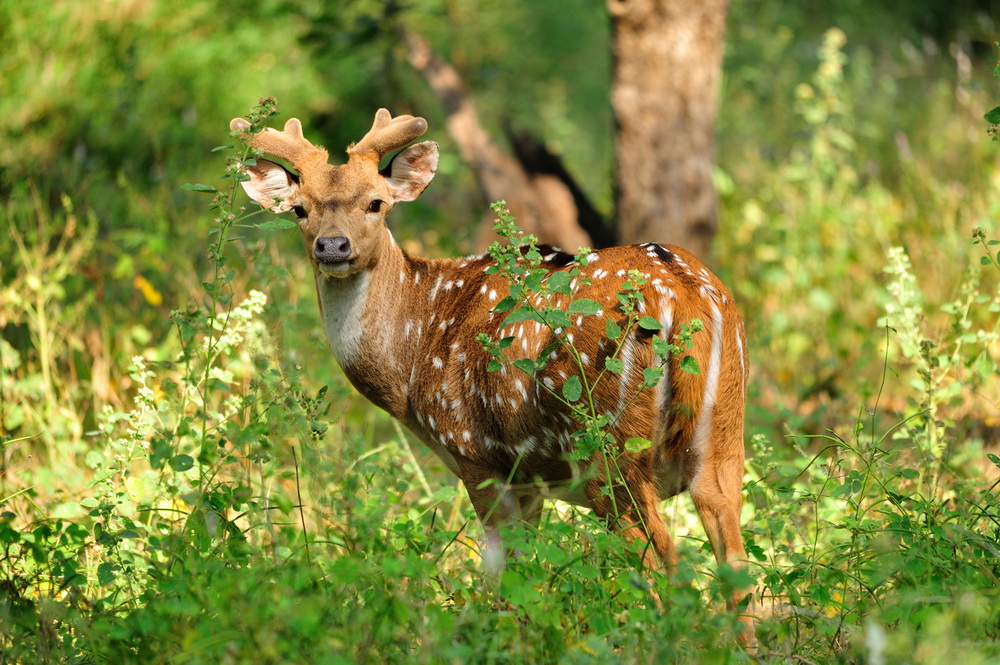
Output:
[348, 108, 429, 162]
[229, 117, 330, 181]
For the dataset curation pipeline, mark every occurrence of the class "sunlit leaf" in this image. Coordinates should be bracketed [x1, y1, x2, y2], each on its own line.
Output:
[513, 358, 536, 374]
[680, 355, 700, 374]
[638, 316, 662, 331]
[625, 437, 652, 453]
[642, 366, 662, 387]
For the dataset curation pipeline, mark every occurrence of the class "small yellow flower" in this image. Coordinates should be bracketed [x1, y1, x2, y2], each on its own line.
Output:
[133, 274, 163, 306]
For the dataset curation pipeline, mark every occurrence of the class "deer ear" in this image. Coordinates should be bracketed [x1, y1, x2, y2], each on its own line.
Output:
[386, 141, 439, 203]
[240, 159, 299, 213]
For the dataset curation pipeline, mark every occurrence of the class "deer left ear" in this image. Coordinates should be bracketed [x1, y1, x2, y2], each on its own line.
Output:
[386, 141, 439, 203]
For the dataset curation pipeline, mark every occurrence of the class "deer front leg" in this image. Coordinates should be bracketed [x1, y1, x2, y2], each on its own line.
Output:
[461, 464, 522, 575]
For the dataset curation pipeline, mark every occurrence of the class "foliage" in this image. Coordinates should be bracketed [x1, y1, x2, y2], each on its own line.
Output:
[475, 201, 703, 519]
[1, 2, 999, 664]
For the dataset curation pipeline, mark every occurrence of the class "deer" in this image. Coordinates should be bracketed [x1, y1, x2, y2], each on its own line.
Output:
[230, 109, 757, 648]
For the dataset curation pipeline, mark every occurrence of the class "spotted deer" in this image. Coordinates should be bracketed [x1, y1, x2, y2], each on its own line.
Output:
[231, 109, 756, 646]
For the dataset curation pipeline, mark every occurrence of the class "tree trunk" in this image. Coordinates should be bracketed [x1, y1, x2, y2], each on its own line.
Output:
[403, 28, 594, 253]
[608, 0, 728, 259]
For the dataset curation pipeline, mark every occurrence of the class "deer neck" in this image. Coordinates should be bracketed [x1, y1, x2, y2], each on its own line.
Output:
[314, 227, 444, 417]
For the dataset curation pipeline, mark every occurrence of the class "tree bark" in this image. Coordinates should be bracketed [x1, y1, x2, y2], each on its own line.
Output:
[608, 0, 728, 258]
[403, 28, 594, 252]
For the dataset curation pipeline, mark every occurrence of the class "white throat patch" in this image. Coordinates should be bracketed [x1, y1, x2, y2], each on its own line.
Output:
[317, 270, 371, 367]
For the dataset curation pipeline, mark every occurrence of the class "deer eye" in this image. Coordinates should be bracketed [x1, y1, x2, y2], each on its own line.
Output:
[292, 205, 307, 219]
[367, 199, 384, 214]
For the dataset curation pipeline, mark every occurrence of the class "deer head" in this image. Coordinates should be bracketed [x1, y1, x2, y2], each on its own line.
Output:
[231, 109, 439, 277]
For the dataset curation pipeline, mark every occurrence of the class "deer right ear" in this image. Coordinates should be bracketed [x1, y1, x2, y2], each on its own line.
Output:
[240, 159, 299, 213]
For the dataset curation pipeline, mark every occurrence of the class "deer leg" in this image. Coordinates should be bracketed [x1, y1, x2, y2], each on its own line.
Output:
[688, 440, 757, 650]
[585, 469, 676, 572]
[461, 465, 526, 574]
[516, 491, 544, 529]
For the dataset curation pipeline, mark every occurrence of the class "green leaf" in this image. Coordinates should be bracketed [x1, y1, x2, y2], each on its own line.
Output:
[493, 295, 518, 314]
[181, 183, 218, 192]
[651, 337, 673, 358]
[605, 357, 624, 374]
[97, 562, 119, 586]
[562, 375, 583, 402]
[568, 299, 602, 316]
[547, 271, 572, 295]
[536, 342, 560, 367]
[513, 358, 536, 375]
[679, 355, 700, 375]
[605, 318, 622, 340]
[524, 270, 546, 292]
[982, 256, 993, 265]
[255, 219, 297, 231]
[547, 310, 573, 330]
[501, 307, 542, 328]
[985, 106, 1000, 124]
[899, 468, 920, 479]
[642, 366, 663, 387]
[211, 144, 234, 152]
[487, 359, 503, 372]
[987, 453, 999, 467]
[638, 316, 662, 331]
[169, 454, 195, 472]
[625, 437, 653, 453]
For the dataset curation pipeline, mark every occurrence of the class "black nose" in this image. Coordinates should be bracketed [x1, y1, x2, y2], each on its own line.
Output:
[314, 236, 352, 264]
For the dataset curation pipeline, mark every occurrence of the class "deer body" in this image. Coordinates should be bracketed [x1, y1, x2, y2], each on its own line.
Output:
[232, 110, 755, 647]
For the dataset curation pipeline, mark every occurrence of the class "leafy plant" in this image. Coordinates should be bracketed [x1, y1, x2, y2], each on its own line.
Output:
[476, 202, 703, 525]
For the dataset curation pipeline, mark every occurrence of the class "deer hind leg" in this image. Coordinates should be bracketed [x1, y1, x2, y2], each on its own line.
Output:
[584, 468, 676, 572]
[688, 427, 757, 650]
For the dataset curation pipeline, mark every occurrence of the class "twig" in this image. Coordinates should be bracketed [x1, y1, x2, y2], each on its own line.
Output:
[291, 446, 311, 566]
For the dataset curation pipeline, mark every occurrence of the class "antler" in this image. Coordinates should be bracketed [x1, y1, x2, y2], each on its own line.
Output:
[229, 117, 329, 179]
[348, 108, 428, 162]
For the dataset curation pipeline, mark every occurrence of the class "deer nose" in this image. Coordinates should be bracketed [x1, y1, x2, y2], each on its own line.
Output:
[314, 236, 352, 264]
